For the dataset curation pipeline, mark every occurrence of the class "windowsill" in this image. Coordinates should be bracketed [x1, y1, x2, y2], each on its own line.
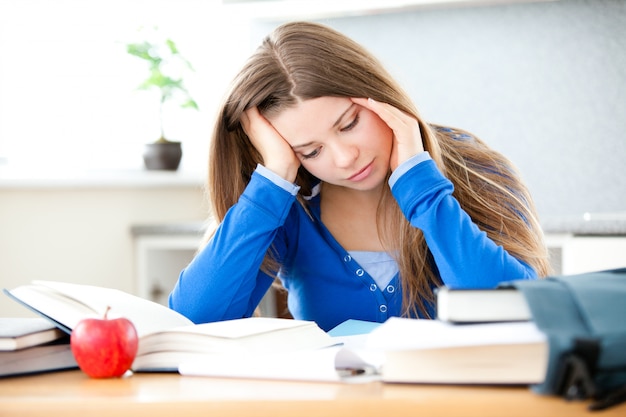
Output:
[0, 166, 205, 189]
[542, 212, 626, 236]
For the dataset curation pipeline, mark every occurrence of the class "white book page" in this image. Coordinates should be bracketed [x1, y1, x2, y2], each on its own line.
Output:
[179, 346, 381, 383]
[164, 317, 316, 338]
[9, 281, 192, 337]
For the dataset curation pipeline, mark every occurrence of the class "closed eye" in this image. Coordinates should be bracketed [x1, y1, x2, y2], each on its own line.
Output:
[301, 147, 321, 160]
[340, 113, 360, 132]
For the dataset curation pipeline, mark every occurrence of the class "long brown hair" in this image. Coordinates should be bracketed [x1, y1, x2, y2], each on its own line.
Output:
[207, 21, 550, 317]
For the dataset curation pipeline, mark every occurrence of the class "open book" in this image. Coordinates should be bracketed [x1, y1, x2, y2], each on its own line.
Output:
[3, 281, 335, 372]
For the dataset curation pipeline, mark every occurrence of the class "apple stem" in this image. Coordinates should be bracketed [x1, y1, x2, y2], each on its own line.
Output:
[104, 305, 111, 320]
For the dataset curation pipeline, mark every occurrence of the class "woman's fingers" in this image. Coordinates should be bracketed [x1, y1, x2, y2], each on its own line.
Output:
[241, 107, 300, 182]
[242, 107, 270, 149]
[352, 98, 424, 170]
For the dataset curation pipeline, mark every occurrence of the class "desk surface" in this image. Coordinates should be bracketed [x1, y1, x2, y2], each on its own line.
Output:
[1, 370, 624, 417]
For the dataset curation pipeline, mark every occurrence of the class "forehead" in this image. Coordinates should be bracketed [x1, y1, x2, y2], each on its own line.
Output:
[266, 97, 353, 146]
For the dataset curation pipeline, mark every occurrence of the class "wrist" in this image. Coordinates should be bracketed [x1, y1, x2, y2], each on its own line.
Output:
[263, 162, 299, 183]
[255, 164, 301, 196]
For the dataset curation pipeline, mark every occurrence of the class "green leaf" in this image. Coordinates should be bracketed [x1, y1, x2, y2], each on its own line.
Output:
[165, 39, 179, 55]
[181, 99, 199, 110]
[126, 31, 199, 112]
[126, 42, 157, 63]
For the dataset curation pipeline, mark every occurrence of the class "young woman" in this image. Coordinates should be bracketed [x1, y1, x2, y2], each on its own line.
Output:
[169, 21, 550, 331]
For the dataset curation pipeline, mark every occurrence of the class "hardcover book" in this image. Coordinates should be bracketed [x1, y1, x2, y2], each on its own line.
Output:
[366, 317, 548, 385]
[435, 287, 532, 323]
[4, 280, 335, 372]
[0, 340, 77, 377]
[0, 317, 66, 351]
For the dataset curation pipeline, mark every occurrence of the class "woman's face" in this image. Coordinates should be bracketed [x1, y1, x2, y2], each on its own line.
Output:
[267, 96, 393, 191]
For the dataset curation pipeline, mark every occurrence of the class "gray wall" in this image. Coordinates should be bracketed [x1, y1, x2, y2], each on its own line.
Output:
[252, 0, 626, 220]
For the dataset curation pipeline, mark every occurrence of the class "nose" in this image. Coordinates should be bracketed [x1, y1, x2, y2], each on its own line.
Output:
[331, 141, 359, 168]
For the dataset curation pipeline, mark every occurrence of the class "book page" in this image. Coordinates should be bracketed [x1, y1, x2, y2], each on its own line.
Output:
[179, 346, 380, 383]
[163, 317, 317, 338]
[136, 317, 336, 358]
[7, 281, 193, 337]
[6, 285, 97, 333]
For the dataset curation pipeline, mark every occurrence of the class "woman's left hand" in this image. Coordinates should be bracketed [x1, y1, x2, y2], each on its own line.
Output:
[351, 98, 425, 172]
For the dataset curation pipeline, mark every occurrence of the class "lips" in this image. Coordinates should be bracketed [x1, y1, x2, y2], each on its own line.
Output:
[348, 161, 374, 182]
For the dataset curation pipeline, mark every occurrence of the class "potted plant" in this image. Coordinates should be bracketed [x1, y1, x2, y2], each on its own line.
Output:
[126, 29, 199, 171]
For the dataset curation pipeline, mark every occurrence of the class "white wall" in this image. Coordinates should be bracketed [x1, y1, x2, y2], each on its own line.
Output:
[252, 0, 626, 219]
[0, 184, 208, 317]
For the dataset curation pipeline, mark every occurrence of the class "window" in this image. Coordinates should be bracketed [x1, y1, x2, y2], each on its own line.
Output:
[0, 0, 251, 174]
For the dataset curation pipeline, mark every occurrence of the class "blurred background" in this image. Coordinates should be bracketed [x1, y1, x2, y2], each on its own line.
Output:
[1, 0, 625, 317]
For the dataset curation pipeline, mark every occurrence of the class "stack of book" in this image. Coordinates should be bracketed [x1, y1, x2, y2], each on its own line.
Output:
[0, 317, 77, 377]
[3, 281, 337, 373]
[2, 280, 549, 385]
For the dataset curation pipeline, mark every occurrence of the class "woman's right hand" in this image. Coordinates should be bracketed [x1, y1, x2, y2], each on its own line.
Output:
[240, 107, 301, 183]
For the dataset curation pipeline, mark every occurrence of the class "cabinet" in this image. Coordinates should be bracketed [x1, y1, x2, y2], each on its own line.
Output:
[134, 234, 200, 306]
[545, 234, 626, 276]
[133, 229, 277, 317]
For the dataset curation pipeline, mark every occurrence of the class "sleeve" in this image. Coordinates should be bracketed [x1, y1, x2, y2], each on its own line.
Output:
[390, 158, 537, 289]
[168, 170, 296, 323]
[255, 164, 300, 195]
[388, 151, 432, 187]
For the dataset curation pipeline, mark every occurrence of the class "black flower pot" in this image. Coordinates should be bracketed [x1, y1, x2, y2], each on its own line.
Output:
[143, 141, 182, 171]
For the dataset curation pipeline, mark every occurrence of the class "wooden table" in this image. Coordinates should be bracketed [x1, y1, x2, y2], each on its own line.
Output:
[1, 370, 623, 417]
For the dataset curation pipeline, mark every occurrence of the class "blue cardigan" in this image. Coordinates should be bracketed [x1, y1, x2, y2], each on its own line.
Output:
[169, 156, 536, 331]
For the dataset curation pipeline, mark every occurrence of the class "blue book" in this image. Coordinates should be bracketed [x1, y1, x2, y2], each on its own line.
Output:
[327, 319, 381, 337]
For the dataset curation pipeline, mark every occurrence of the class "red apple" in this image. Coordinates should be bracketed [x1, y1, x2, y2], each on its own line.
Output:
[70, 306, 139, 378]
